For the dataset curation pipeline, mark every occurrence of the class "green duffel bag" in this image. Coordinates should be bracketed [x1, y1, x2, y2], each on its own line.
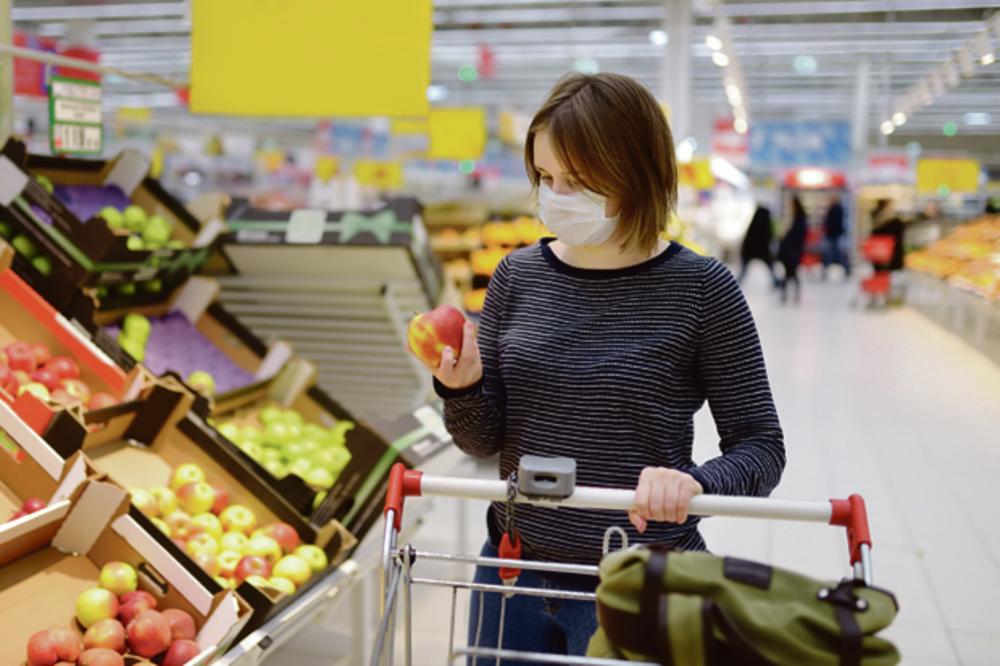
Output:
[587, 547, 900, 665]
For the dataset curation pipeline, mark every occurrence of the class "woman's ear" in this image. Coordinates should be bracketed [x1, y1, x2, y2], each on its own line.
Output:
[605, 198, 622, 217]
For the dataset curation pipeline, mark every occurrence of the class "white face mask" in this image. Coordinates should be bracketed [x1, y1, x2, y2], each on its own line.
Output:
[538, 183, 618, 246]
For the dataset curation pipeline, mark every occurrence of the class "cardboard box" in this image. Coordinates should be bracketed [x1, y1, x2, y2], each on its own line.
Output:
[88, 276, 292, 400]
[0, 243, 150, 427]
[0, 478, 252, 664]
[0, 138, 224, 291]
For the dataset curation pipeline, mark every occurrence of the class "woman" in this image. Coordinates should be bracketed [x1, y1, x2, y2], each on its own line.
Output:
[413, 73, 785, 663]
[870, 198, 905, 272]
[738, 204, 778, 285]
[778, 196, 808, 304]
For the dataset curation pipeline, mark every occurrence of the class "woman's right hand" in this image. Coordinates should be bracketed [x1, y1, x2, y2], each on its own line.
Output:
[422, 321, 483, 390]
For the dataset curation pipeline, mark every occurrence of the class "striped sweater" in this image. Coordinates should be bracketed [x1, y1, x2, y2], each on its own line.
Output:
[436, 239, 785, 565]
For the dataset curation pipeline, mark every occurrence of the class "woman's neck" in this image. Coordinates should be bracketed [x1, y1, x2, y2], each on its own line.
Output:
[550, 237, 669, 270]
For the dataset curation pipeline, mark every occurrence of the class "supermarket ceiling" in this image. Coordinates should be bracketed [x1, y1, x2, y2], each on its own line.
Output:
[9, 0, 1000, 141]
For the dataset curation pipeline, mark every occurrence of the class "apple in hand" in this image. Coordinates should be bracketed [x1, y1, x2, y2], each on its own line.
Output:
[177, 481, 216, 514]
[126, 610, 171, 658]
[161, 608, 197, 641]
[79, 648, 124, 666]
[217, 550, 242, 578]
[273, 554, 312, 586]
[31, 342, 52, 367]
[234, 555, 272, 583]
[98, 561, 137, 596]
[83, 618, 126, 653]
[295, 544, 329, 573]
[26, 626, 83, 666]
[76, 587, 119, 628]
[246, 534, 282, 565]
[5, 341, 37, 372]
[47, 355, 80, 380]
[170, 463, 206, 491]
[406, 305, 466, 368]
[162, 639, 201, 666]
[219, 504, 257, 535]
[263, 522, 301, 554]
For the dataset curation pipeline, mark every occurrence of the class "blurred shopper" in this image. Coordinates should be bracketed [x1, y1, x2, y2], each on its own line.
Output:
[870, 198, 905, 271]
[778, 197, 808, 303]
[822, 194, 851, 278]
[738, 205, 778, 285]
[411, 72, 785, 664]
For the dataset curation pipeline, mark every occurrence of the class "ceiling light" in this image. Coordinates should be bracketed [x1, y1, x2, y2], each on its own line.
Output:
[711, 52, 730, 67]
[457, 65, 478, 82]
[792, 55, 818, 75]
[733, 118, 748, 135]
[964, 112, 991, 126]
[942, 121, 958, 137]
[705, 35, 722, 51]
[426, 85, 449, 102]
[648, 30, 669, 46]
[725, 83, 742, 101]
[676, 137, 695, 163]
[880, 121, 895, 135]
[892, 112, 907, 127]
[982, 53, 997, 65]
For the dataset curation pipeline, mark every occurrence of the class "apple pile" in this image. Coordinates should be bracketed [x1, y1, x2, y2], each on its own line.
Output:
[6, 232, 55, 277]
[213, 405, 353, 491]
[129, 463, 329, 595]
[0, 340, 116, 410]
[26, 560, 201, 666]
[6, 496, 46, 522]
[98, 205, 184, 253]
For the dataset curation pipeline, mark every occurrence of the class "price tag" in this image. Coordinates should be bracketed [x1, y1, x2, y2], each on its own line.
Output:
[49, 76, 103, 155]
[285, 209, 327, 244]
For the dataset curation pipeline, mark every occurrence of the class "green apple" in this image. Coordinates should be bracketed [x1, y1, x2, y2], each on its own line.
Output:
[259, 447, 282, 464]
[220, 531, 250, 555]
[281, 410, 304, 428]
[294, 544, 328, 573]
[264, 421, 292, 446]
[123, 313, 151, 341]
[262, 460, 288, 479]
[35, 175, 54, 193]
[186, 370, 215, 397]
[142, 218, 171, 246]
[141, 279, 163, 293]
[192, 512, 224, 540]
[304, 467, 335, 489]
[75, 587, 118, 628]
[100, 206, 124, 228]
[288, 458, 312, 478]
[123, 205, 147, 231]
[312, 491, 327, 511]
[167, 239, 186, 250]
[312, 447, 351, 474]
[11, 234, 37, 259]
[281, 440, 306, 460]
[118, 283, 138, 297]
[126, 235, 144, 251]
[149, 486, 178, 515]
[19, 382, 50, 400]
[258, 405, 283, 425]
[287, 422, 303, 441]
[272, 554, 311, 586]
[31, 255, 53, 276]
[218, 422, 240, 441]
[0, 221, 12, 239]
[219, 504, 258, 535]
[239, 439, 264, 460]
[303, 424, 326, 440]
[300, 439, 321, 456]
[170, 463, 207, 491]
[267, 576, 296, 595]
[240, 426, 263, 445]
[118, 335, 145, 362]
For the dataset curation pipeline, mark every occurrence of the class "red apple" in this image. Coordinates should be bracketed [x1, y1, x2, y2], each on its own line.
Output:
[9, 509, 27, 520]
[76, 587, 119, 628]
[60, 378, 92, 404]
[211, 484, 230, 515]
[31, 342, 52, 367]
[161, 639, 201, 666]
[0, 364, 19, 396]
[26, 626, 83, 666]
[49, 387, 80, 406]
[79, 648, 124, 666]
[406, 305, 466, 368]
[47, 355, 80, 380]
[88, 392, 117, 410]
[31, 367, 62, 391]
[117, 591, 157, 626]
[264, 522, 301, 554]
[22, 497, 47, 513]
[234, 555, 272, 583]
[5, 341, 37, 372]
[126, 610, 171, 658]
[161, 608, 197, 641]
[83, 618, 126, 653]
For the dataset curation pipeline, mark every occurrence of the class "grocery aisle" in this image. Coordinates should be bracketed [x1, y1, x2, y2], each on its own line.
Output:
[272, 269, 1000, 666]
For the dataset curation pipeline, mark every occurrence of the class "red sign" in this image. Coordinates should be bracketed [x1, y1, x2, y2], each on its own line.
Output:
[477, 44, 496, 79]
[13, 31, 58, 97]
[56, 45, 100, 83]
[711, 118, 749, 167]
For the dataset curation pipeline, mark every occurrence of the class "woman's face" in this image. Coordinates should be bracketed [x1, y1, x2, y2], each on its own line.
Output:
[533, 129, 621, 217]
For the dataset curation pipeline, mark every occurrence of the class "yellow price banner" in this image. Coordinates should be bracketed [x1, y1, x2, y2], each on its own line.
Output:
[428, 108, 487, 160]
[916, 158, 980, 194]
[354, 160, 403, 189]
[679, 159, 715, 190]
[190, 0, 432, 117]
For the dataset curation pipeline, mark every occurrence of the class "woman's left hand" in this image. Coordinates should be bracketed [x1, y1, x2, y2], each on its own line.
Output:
[629, 467, 704, 533]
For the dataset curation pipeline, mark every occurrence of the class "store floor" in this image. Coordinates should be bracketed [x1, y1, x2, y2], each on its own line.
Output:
[271, 268, 1000, 666]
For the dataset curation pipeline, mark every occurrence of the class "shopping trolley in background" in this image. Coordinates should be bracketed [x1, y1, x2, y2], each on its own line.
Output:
[855, 236, 897, 308]
[372, 457, 876, 666]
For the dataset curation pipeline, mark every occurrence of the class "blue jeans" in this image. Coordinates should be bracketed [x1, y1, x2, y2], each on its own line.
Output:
[466, 540, 598, 666]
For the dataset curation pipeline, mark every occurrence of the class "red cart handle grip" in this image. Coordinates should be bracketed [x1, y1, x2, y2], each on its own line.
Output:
[829, 493, 872, 566]
[384, 463, 424, 530]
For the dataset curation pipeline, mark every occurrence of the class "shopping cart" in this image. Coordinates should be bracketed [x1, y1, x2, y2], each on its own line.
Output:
[372, 458, 874, 666]
[856, 236, 897, 307]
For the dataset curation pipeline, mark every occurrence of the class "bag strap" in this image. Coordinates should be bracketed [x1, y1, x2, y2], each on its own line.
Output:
[823, 580, 865, 666]
[641, 548, 671, 665]
[703, 600, 773, 666]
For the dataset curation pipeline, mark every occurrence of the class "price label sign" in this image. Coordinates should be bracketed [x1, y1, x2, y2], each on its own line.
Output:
[49, 76, 103, 155]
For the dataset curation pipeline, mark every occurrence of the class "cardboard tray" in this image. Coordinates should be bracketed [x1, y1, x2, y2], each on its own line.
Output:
[87, 276, 292, 401]
[0, 138, 224, 289]
[0, 478, 252, 664]
[0, 243, 151, 425]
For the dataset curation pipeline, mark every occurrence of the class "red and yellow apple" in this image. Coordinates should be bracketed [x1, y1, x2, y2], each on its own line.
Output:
[76, 588, 119, 628]
[273, 554, 312, 587]
[211, 484, 230, 515]
[128, 488, 157, 517]
[161, 639, 201, 666]
[47, 355, 80, 380]
[246, 534, 282, 565]
[267, 577, 297, 595]
[263, 522, 301, 554]
[295, 544, 329, 573]
[78, 648, 124, 666]
[26, 627, 83, 666]
[177, 481, 215, 515]
[60, 378, 91, 404]
[219, 531, 249, 555]
[234, 555, 272, 583]
[98, 561, 137, 596]
[170, 463, 206, 491]
[88, 392, 117, 410]
[161, 608, 197, 642]
[150, 517, 171, 537]
[217, 550, 242, 578]
[82, 618, 126, 653]
[126, 610, 172, 658]
[118, 591, 156, 626]
[406, 305, 466, 368]
[5, 341, 37, 373]
[192, 550, 220, 576]
[191, 512, 223, 540]
[185, 532, 220, 558]
[149, 487, 178, 516]
[30, 342, 52, 367]
[219, 504, 257, 535]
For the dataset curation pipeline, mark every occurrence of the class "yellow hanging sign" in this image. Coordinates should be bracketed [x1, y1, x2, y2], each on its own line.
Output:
[391, 118, 429, 135]
[189, 0, 432, 117]
[315, 155, 340, 181]
[428, 108, 487, 160]
[354, 160, 403, 189]
[679, 159, 715, 190]
[916, 158, 980, 194]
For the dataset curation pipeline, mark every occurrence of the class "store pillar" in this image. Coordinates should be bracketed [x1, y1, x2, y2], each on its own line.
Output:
[0, 0, 12, 142]
[659, 0, 693, 141]
[851, 57, 871, 153]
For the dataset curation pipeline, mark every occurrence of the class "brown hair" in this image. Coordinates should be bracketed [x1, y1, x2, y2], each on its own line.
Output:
[525, 72, 678, 254]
